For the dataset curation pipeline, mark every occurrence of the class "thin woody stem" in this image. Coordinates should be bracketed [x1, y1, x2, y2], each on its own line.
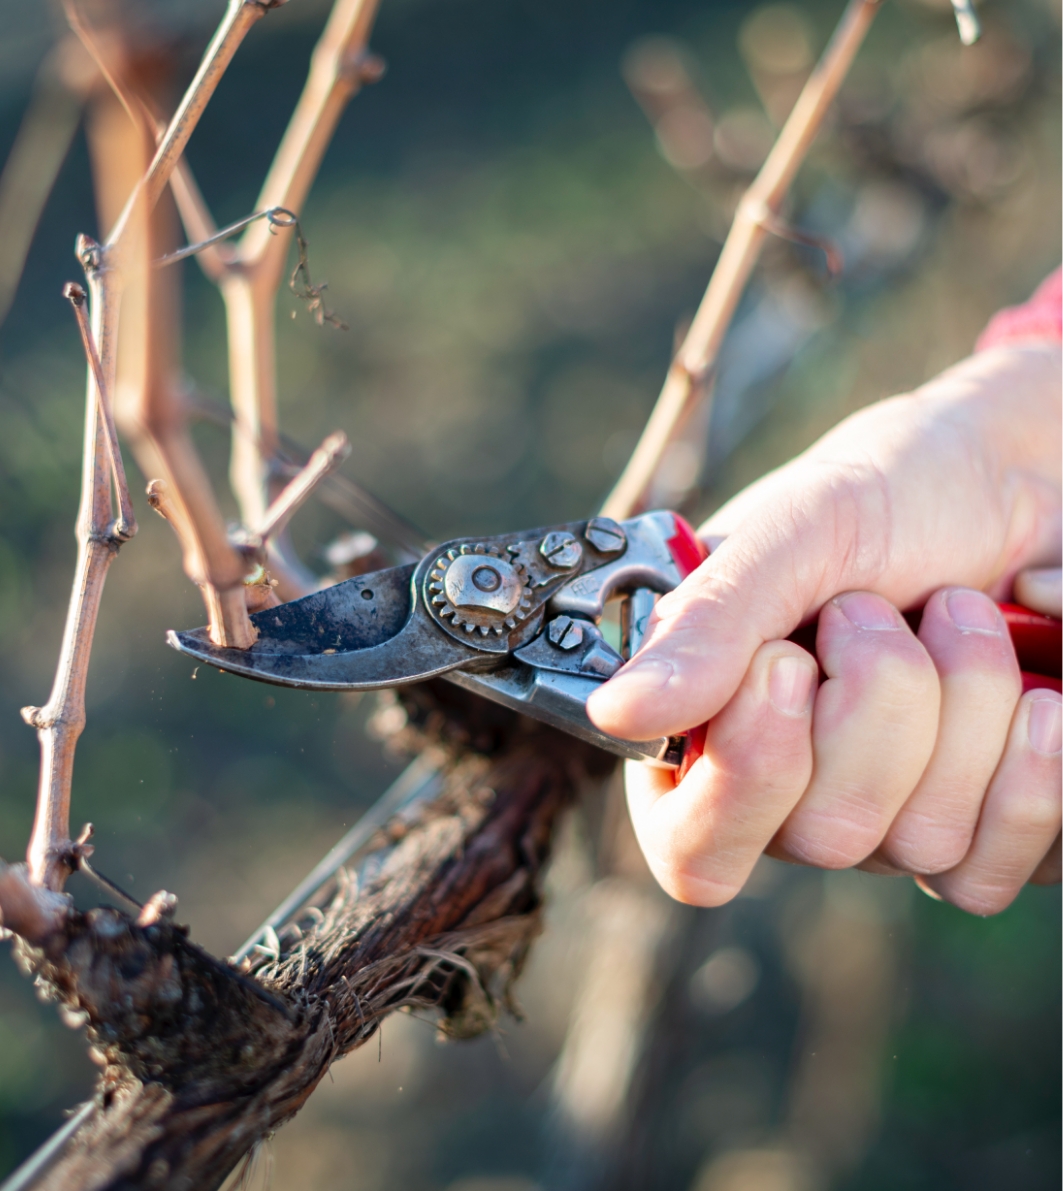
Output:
[63, 282, 137, 541]
[105, 0, 276, 251]
[240, 0, 384, 282]
[601, 0, 882, 520]
[23, 254, 125, 890]
[224, 0, 383, 548]
[253, 430, 350, 543]
[69, 0, 277, 647]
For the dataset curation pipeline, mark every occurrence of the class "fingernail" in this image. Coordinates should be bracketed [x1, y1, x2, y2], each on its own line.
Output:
[914, 875, 944, 902]
[768, 654, 816, 715]
[945, 589, 1001, 633]
[1027, 698, 1062, 755]
[835, 592, 898, 630]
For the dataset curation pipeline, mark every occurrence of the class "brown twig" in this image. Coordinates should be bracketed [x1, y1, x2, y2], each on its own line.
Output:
[71, 5, 272, 650]
[601, 0, 882, 520]
[21, 0, 279, 894]
[222, 0, 383, 562]
[62, 282, 136, 541]
[105, 0, 278, 251]
[253, 430, 351, 543]
[21, 260, 133, 891]
[239, 0, 385, 286]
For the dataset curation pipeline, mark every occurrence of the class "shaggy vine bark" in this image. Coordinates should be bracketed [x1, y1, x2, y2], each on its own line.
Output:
[17, 687, 612, 1191]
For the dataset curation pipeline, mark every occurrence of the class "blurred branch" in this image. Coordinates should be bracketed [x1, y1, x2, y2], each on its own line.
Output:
[73, 2, 282, 649]
[183, 386, 429, 559]
[167, 157, 228, 282]
[60, 0, 142, 130]
[0, 43, 86, 328]
[220, 0, 384, 579]
[105, 0, 276, 250]
[602, 0, 882, 520]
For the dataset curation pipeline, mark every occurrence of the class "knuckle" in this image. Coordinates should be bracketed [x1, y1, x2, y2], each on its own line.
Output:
[641, 830, 744, 907]
[994, 795, 1060, 839]
[778, 820, 883, 870]
[880, 806, 975, 874]
[825, 616, 938, 697]
[880, 641, 939, 691]
[713, 731, 811, 794]
[655, 863, 740, 907]
[880, 827, 971, 875]
[941, 877, 1018, 917]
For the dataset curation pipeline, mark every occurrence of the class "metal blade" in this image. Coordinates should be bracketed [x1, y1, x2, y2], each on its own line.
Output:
[167, 563, 484, 690]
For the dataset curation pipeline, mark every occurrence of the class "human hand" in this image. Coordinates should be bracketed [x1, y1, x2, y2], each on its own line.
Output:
[587, 345, 1062, 913]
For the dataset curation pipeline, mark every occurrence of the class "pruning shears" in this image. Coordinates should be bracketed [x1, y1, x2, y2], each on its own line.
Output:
[168, 511, 1062, 777]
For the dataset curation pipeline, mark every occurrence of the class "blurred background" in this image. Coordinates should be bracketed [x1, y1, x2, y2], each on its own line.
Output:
[0, 0, 1059, 1188]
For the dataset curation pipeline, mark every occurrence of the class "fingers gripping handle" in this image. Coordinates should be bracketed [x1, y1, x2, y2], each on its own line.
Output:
[653, 526, 1062, 781]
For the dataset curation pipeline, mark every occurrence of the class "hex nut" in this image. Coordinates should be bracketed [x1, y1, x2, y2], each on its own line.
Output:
[547, 616, 584, 650]
[540, 532, 583, 569]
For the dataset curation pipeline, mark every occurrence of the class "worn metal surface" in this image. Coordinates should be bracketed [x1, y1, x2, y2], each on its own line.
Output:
[169, 512, 692, 763]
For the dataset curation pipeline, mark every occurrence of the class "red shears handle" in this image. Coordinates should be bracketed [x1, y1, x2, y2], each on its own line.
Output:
[664, 516, 1062, 780]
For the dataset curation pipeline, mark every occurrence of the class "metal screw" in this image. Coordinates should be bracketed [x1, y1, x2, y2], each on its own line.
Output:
[547, 616, 584, 650]
[585, 516, 626, 554]
[540, 532, 583, 569]
[471, 565, 502, 593]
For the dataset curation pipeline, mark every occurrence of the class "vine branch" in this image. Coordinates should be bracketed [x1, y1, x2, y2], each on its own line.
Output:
[601, 0, 882, 519]
[20, 271, 136, 892]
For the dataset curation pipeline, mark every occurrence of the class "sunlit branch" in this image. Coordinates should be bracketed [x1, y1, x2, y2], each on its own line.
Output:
[601, 0, 882, 520]
[106, 0, 277, 251]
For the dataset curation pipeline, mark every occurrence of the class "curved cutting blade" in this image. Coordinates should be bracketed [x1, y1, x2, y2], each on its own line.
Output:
[167, 564, 484, 690]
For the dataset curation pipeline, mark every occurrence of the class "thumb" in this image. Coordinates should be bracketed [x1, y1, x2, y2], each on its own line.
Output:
[586, 459, 905, 740]
[587, 521, 821, 740]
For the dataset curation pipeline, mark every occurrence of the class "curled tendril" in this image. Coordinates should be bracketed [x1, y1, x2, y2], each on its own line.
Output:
[267, 209, 347, 331]
[155, 205, 348, 331]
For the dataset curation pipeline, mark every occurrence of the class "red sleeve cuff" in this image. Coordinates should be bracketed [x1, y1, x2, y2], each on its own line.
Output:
[976, 267, 1062, 351]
